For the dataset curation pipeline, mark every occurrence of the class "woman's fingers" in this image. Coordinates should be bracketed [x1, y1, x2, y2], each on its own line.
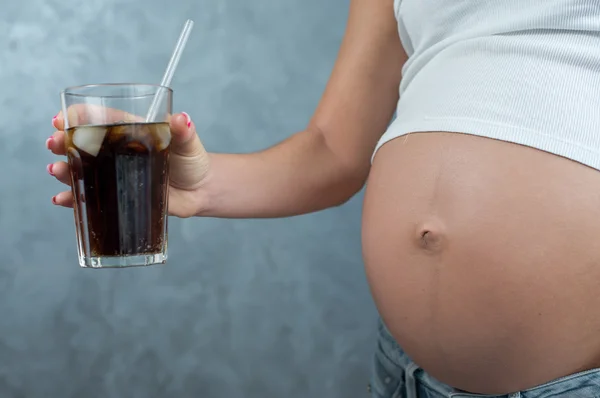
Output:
[47, 130, 67, 156]
[48, 161, 73, 207]
[52, 112, 64, 131]
[55, 105, 145, 131]
[47, 161, 71, 186]
[52, 191, 73, 208]
[48, 106, 144, 210]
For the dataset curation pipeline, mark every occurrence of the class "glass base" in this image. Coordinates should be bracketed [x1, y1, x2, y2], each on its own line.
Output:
[79, 252, 167, 268]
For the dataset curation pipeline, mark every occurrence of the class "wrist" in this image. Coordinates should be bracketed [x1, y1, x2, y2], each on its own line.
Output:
[193, 156, 219, 217]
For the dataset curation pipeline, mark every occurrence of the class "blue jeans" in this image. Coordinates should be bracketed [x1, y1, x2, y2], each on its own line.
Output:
[369, 318, 600, 398]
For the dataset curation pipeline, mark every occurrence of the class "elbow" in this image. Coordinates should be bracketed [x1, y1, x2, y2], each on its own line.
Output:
[330, 166, 369, 208]
[308, 125, 372, 209]
[331, 189, 361, 208]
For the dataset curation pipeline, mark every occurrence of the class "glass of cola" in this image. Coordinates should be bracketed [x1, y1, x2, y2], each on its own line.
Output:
[61, 84, 172, 268]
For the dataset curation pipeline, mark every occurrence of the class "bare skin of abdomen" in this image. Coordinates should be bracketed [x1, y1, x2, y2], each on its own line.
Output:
[362, 132, 600, 394]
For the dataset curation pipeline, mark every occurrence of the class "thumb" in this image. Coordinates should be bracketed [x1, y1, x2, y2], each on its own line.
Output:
[169, 112, 206, 157]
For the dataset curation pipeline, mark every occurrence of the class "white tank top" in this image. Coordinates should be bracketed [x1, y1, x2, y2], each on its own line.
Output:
[374, 0, 600, 170]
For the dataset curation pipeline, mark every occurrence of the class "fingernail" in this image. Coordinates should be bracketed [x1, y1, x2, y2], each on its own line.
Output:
[51, 196, 57, 205]
[46, 164, 54, 176]
[52, 114, 58, 127]
[45, 137, 53, 149]
[182, 112, 192, 128]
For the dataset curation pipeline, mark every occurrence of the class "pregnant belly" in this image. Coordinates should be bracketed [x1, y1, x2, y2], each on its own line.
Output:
[362, 132, 600, 394]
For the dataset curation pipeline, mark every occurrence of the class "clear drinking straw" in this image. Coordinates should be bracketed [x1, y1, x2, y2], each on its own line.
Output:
[145, 19, 194, 122]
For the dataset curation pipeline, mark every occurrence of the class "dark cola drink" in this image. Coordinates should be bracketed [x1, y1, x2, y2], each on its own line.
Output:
[66, 122, 171, 266]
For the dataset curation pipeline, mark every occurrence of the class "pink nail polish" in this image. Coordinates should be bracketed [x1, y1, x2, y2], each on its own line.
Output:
[45, 137, 53, 149]
[182, 112, 192, 128]
[46, 164, 54, 176]
[51, 196, 57, 205]
[52, 114, 58, 127]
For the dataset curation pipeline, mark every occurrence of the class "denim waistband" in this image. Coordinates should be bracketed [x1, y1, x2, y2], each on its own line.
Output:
[375, 318, 600, 398]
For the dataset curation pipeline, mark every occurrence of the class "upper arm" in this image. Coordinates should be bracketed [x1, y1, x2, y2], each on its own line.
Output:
[309, 0, 407, 175]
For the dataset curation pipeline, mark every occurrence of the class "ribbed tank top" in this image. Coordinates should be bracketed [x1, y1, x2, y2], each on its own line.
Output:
[374, 0, 600, 170]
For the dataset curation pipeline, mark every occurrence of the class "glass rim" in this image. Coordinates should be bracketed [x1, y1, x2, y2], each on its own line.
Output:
[61, 83, 173, 99]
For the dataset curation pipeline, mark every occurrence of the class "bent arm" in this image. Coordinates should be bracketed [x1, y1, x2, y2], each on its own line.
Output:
[200, 0, 407, 218]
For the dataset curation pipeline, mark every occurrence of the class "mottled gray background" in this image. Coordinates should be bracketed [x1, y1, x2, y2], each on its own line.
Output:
[0, 0, 378, 396]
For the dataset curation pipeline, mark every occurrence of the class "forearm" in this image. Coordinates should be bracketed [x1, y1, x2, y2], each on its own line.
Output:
[198, 128, 366, 218]
[196, 0, 403, 219]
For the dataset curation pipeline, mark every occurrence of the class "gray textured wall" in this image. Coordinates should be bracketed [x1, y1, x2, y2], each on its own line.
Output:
[0, 0, 379, 396]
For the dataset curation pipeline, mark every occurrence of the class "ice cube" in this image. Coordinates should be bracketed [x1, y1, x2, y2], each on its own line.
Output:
[106, 124, 132, 145]
[124, 141, 149, 153]
[153, 124, 171, 151]
[72, 126, 107, 157]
